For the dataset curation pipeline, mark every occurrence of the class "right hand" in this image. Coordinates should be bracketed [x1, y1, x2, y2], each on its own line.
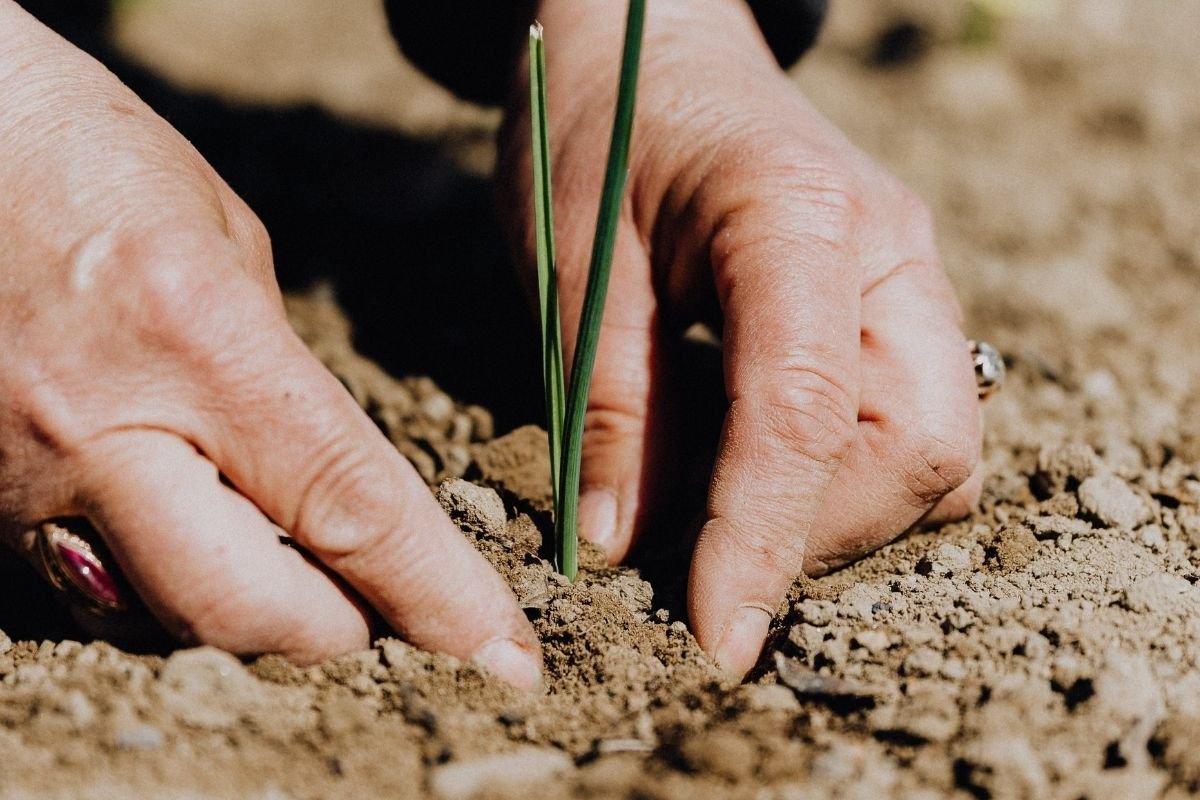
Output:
[0, 1, 541, 688]
[499, 0, 981, 679]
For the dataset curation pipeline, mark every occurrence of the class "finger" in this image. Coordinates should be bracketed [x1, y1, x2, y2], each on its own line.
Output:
[73, 430, 370, 663]
[194, 309, 542, 689]
[571, 223, 676, 562]
[802, 262, 981, 575]
[920, 405, 986, 527]
[688, 193, 862, 679]
[920, 400, 986, 526]
[919, 467, 984, 526]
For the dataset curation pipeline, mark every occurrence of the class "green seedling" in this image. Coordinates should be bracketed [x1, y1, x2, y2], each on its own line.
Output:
[529, 0, 646, 580]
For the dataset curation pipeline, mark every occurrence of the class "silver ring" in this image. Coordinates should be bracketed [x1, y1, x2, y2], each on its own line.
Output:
[970, 340, 1005, 399]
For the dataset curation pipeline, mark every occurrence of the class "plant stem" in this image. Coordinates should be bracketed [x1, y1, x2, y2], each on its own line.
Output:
[528, 23, 566, 518]
[556, 0, 647, 581]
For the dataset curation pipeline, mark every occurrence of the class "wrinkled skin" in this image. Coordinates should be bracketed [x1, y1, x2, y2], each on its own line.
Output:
[0, 0, 979, 685]
[500, 0, 981, 676]
[0, 0, 540, 688]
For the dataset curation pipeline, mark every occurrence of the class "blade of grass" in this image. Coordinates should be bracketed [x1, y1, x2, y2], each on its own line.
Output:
[529, 22, 566, 518]
[557, 0, 647, 580]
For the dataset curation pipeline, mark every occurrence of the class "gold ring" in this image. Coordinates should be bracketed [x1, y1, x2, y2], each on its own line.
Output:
[36, 519, 127, 615]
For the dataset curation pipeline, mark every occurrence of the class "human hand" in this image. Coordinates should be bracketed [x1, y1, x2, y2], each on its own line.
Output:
[499, 0, 981, 678]
[0, 2, 540, 688]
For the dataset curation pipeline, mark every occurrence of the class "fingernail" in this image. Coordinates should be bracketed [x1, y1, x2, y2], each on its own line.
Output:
[579, 489, 618, 555]
[713, 605, 772, 680]
[472, 637, 543, 692]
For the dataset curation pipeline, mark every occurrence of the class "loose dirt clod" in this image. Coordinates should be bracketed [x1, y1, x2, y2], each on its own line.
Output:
[1077, 472, 1153, 530]
[429, 748, 573, 800]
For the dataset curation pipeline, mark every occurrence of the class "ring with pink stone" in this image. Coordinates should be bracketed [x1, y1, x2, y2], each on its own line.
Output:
[35, 519, 128, 615]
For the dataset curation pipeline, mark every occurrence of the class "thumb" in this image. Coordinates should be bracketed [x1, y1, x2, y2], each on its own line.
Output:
[570, 227, 669, 563]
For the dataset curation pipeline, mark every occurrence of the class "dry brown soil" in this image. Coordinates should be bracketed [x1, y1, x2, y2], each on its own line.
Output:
[3, 1, 1200, 798]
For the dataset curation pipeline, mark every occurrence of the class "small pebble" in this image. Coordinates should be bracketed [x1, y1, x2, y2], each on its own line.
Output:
[14, 663, 49, 686]
[679, 730, 757, 781]
[157, 647, 265, 729]
[1077, 474, 1151, 530]
[418, 392, 456, 425]
[55, 690, 97, 728]
[411, 376, 438, 399]
[837, 584, 883, 620]
[448, 414, 473, 444]
[437, 479, 507, 537]
[794, 599, 835, 626]
[379, 639, 416, 669]
[940, 657, 968, 680]
[1139, 524, 1166, 552]
[917, 543, 971, 577]
[819, 636, 850, 667]
[429, 748, 572, 800]
[53, 641, 82, 659]
[595, 738, 653, 755]
[1036, 444, 1101, 495]
[789, 623, 825, 656]
[115, 724, 165, 751]
[902, 647, 945, 677]
[607, 574, 654, 616]
[464, 405, 494, 442]
[1122, 572, 1194, 614]
[853, 630, 890, 655]
[744, 683, 801, 712]
[438, 443, 472, 478]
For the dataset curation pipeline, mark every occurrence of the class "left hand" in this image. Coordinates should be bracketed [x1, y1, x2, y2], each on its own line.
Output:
[498, 0, 982, 678]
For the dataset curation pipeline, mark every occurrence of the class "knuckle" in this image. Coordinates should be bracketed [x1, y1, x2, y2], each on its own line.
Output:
[583, 405, 645, 450]
[117, 233, 264, 365]
[863, 173, 941, 269]
[290, 439, 412, 564]
[767, 162, 865, 245]
[739, 153, 863, 225]
[757, 367, 856, 467]
[4, 374, 83, 454]
[126, 257, 228, 357]
[225, 199, 273, 267]
[705, 144, 865, 254]
[805, 170, 867, 231]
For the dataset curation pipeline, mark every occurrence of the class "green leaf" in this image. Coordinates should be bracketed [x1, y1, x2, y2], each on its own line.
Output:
[529, 23, 566, 522]
[556, 0, 647, 581]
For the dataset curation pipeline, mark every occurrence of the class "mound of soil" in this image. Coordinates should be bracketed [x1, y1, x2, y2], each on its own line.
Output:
[3, 1, 1200, 798]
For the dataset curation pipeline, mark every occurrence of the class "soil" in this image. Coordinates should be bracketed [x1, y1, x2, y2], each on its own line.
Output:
[4, 1, 1200, 798]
